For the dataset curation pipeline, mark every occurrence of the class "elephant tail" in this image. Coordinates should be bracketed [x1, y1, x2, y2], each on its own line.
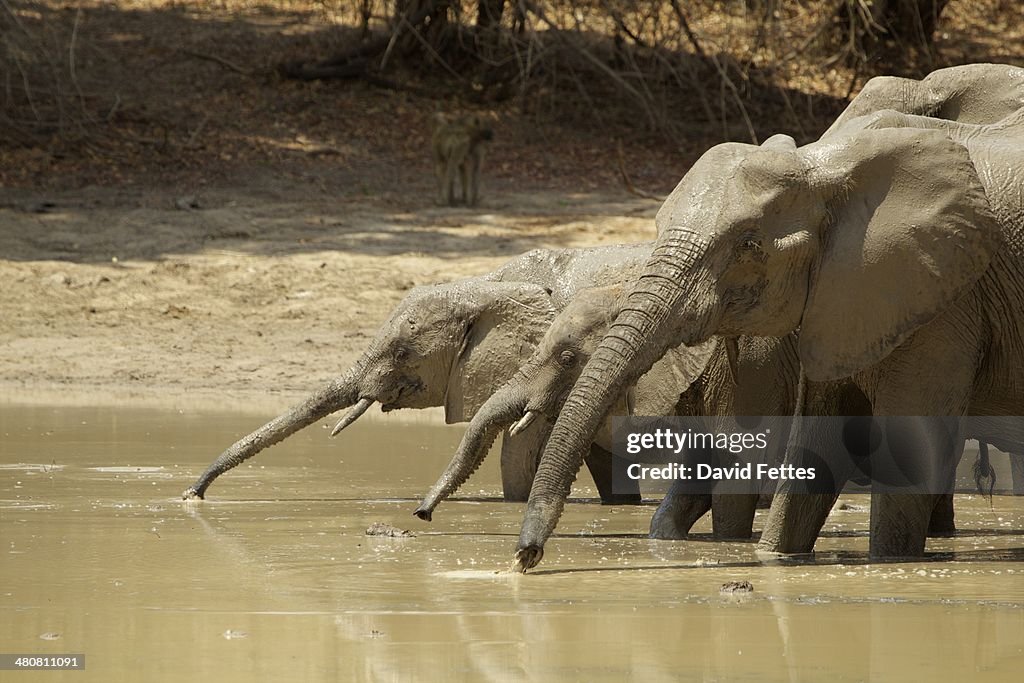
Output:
[972, 441, 996, 502]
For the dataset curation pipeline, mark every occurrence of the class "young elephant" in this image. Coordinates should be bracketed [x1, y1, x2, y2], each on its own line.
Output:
[182, 243, 653, 503]
[414, 283, 801, 541]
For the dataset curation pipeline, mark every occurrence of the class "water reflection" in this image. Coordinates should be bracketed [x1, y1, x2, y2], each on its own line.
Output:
[1, 403, 1022, 681]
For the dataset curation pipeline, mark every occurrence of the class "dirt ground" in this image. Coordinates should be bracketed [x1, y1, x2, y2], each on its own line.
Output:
[3, 0, 1021, 411]
[0, 178, 656, 409]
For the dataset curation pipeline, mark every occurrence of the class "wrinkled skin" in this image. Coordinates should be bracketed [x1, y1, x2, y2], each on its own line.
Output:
[825, 62, 1024, 531]
[513, 108, 1024, 571]
[413, 281, 803, 540]
[824, 63, 1024, 137]
[182, 243, 651, 502]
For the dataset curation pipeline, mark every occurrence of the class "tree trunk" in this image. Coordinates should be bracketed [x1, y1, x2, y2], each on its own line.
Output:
[476, 0, 505, 29]
[834, 0, 950, 63]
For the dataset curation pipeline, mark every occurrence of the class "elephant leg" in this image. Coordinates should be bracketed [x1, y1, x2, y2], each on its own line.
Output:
[870, 416, 962, 557]
[866, 321, 976, 559]
[585, 443, 642, 504]
[1011, 452, 1024, 495]
[758, 383, 864, 554]
[927, 436, 963, 537]
[500, 419, 551, 502]
[927, 492, 956, 536]
[649, 480, 711, 539]
[871, 492, 940, 557]
[759, 489, 841, 554]
[711, 492, 759, 540]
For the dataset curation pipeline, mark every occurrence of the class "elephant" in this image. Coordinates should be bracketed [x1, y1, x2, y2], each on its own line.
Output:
[413, 280, 803, 540]
[823, 62, 1024, 138]
[826, 63, 1024, 534]
[181, 242, 654, 503]
[510, 106, 1024, 571]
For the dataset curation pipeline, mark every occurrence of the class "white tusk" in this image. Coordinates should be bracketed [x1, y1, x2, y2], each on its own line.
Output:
[509, 410, 539, 437]
[331, 398, 374, 436]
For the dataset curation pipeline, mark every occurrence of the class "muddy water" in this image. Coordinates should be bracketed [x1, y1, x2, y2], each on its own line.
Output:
[2, 404, 1023, 682]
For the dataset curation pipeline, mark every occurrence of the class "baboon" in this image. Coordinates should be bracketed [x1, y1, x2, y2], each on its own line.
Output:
[431, 112, 494, 206]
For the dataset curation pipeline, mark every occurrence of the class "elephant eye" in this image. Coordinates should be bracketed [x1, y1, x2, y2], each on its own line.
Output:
[559, 350, 576, 366]
[394, 346, 409, 361]
[736, 234, 764, 260]
[739, 237, 762, 252]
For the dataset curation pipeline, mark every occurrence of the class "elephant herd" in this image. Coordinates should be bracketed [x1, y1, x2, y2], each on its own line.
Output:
[184, 63, 1024, 573]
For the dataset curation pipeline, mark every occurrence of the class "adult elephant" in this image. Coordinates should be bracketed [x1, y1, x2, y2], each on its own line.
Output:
[823, 62, 1024, 137]
[413, 282, 801, 539]
[512, 109, 1024, 570]
[181, 243, 652, 503]
[827, 62, 1024, 534]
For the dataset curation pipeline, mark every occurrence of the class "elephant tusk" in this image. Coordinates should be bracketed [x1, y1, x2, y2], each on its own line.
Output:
[509, 410, 539, 437]
[330, 398, 374, 436]
[724, 337, 740, 386]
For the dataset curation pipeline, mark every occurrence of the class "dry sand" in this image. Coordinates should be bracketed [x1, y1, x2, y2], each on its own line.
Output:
[0, 180, 656, 412]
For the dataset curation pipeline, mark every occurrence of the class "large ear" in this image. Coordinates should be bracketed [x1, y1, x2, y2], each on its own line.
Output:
[798, 127, 1001, 381]
[444, 282, 556, 423]
[632, 339, 719, 415]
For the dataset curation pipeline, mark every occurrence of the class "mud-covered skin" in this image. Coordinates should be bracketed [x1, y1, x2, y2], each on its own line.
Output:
[415, 281, 799, 536]
[182, 243, 651, 502]
[518, 99, 1024, 566]
[824, 63, 1024, 137]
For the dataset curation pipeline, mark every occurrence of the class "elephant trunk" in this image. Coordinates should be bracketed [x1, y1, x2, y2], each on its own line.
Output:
[513, 237, 712, 572]
[182, 373, 360, 500]
[415, 379, 529, 521]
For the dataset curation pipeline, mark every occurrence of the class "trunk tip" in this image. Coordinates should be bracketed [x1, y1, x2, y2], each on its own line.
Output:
[182, 486, 204, 501]
[413, 507, 433, 522]
[511, 544, 544, 573]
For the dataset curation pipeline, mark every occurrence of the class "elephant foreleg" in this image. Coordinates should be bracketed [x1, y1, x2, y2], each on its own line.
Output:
[585, 444, 642, 504]
[927, 437, 964, 537]
[871, 492, 940, 557]
[758, 418, 855, 553]
[927, 492, 956, 537]
[649, 481, 711, 539]
[711, 492, 759, 540]
[758, 384, 864, 554]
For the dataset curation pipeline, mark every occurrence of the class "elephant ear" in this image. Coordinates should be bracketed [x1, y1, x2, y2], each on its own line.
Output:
[632, 339, 718, 415]
[444, 282, 556, 423]
[799, 127, 1001, 381]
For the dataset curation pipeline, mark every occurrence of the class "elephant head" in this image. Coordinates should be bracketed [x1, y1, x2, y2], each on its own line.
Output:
[512, 121, 1003, 570]
[182, 279, 556, 499]
[413, 284, 715, 521]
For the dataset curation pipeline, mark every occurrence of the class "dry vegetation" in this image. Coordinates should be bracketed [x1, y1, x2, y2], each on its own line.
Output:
[0, 1, 1021, 405]
[2, 0, 1021, 194]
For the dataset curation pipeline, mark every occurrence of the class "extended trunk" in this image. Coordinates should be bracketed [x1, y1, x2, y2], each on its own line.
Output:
[514, 238, 710, 571]
[415, 382, 527, 520]
[182, 375, 358, 499]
